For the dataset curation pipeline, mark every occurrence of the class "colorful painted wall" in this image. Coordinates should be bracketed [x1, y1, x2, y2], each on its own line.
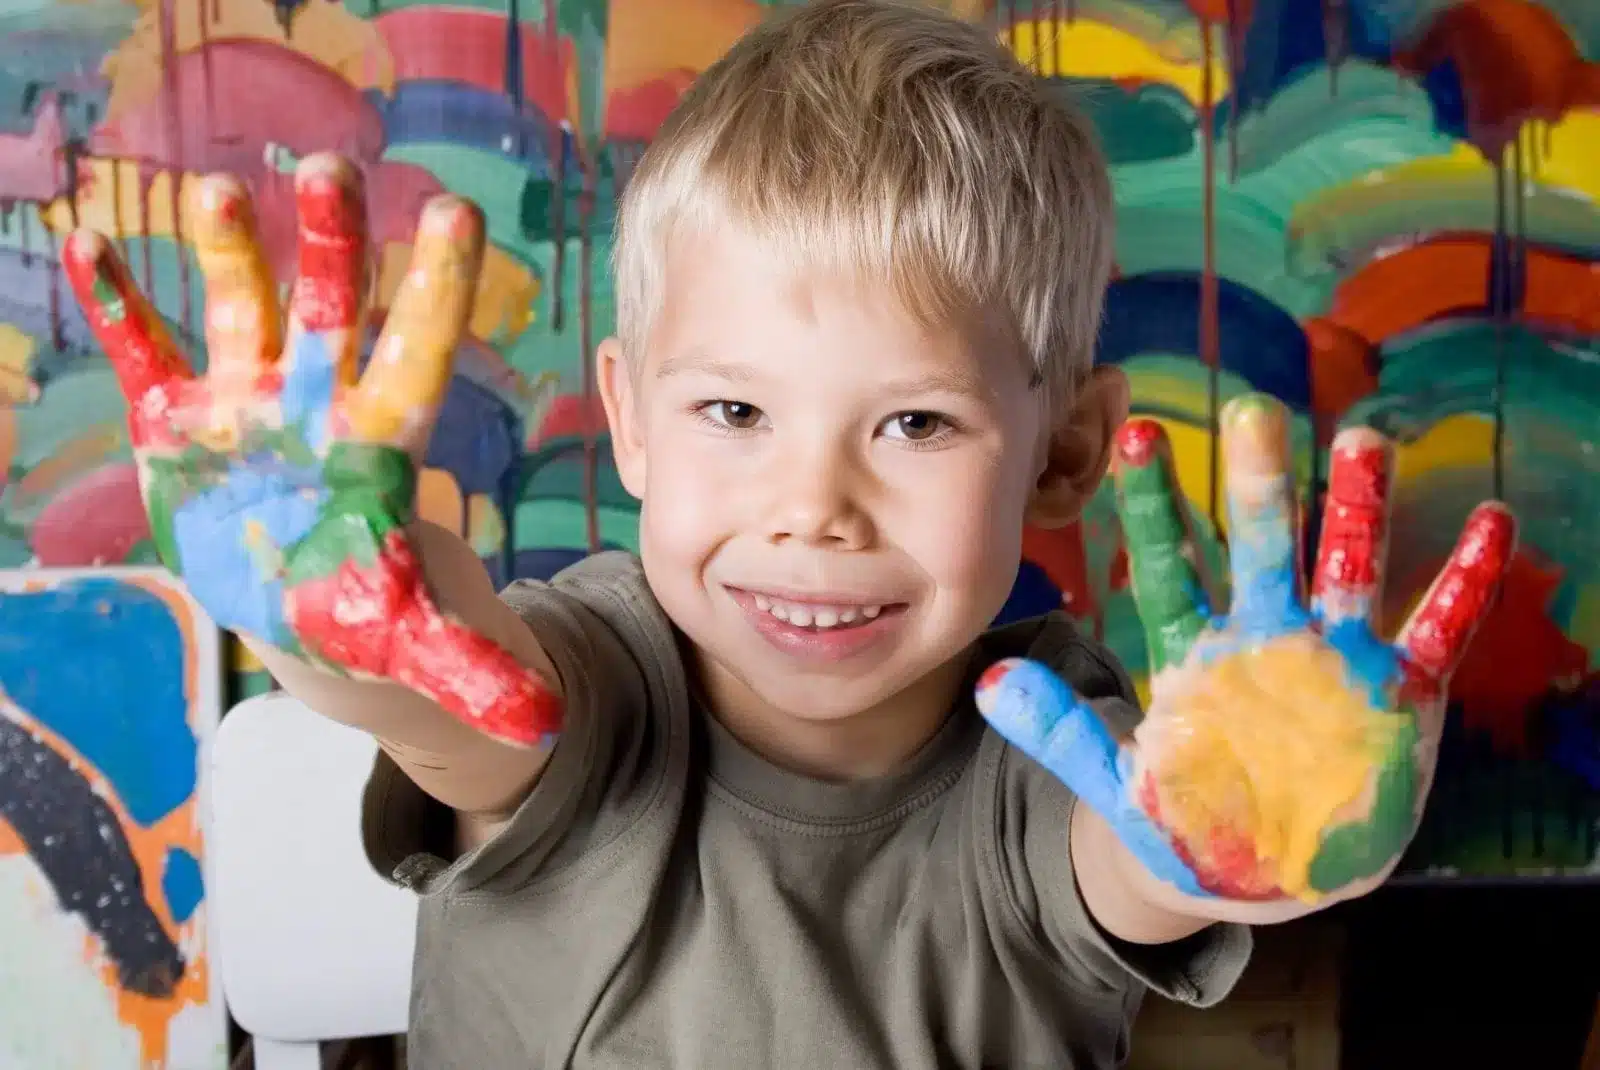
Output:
[0, 3, 1595, 1057]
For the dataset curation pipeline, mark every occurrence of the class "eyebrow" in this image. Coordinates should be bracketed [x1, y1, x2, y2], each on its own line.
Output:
[654, 353, 759, 383]
[654, 353, 993, 402]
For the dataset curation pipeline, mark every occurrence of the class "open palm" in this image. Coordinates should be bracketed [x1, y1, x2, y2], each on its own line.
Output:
[978, 394, 1515, 914]
[65, 154, 557, 748]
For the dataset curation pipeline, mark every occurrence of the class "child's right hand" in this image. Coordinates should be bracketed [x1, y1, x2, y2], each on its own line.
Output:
[64, 153, 560, 749]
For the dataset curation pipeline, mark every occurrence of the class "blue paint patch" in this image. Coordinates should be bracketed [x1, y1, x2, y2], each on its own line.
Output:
[162, 847, 205, 924]
[976, 658, 1209, 898]
[282, 331, 338, 452]
[0, 579, 198, 826]
[1324, 619, 1402, 710]
[171, 462, 327, 642]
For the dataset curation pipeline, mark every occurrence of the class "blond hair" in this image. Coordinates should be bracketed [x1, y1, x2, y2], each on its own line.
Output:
[612, 0, 1113, 401]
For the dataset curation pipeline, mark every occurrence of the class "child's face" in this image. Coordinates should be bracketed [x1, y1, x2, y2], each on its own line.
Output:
[600, 223, 1121, 728]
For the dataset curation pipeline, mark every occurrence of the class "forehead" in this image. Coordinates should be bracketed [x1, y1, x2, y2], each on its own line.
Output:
[646, 222, 1027, 392]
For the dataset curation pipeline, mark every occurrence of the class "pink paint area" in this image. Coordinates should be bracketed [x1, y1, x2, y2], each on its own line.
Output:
[30, 462, 151, 567]
[725, 586, 908, 664]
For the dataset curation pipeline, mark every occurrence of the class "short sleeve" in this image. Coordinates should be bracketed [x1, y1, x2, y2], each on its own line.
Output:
[984, 615, 1252, 1009]
[361, 552, 691, 896]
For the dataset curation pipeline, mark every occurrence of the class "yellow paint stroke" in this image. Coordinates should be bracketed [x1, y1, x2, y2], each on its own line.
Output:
[1153, 632, 1404, 900]
[1392, 412, 1494, 483]
[417, 467, 466, 534]
[0, 325, 39, 407]
[375, 241, 537, 347]
[1435, 112, 1600, 201]
[1000, 17, 1229, 104]
[38, 158, 196, 239]
[100, 0, 394, 123]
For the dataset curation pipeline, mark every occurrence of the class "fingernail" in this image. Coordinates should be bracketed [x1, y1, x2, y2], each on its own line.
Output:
[1221, 393, 1287, 470]
[1113, 418, 1165, 467]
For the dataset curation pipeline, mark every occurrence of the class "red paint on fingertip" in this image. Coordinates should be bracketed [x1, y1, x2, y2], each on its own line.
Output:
[1113, 418, 1165, 466]
[1313, 435, 1392, 598]
[977, 660, 1012, 694]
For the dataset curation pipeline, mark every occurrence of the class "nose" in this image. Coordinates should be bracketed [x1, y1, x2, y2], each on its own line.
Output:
[765, 441, 874, 551]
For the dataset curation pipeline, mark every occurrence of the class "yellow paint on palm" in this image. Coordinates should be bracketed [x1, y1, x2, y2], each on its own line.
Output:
[342, 197, 485, 452]
[1151, 633, 1402, 899]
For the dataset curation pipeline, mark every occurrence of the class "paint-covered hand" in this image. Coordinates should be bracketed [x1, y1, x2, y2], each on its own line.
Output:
[64, 154, 560, 749]
[978, 394, 1515, 913]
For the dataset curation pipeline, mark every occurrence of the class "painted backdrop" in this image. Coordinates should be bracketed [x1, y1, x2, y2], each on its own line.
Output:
[0, 0, 1595, 955]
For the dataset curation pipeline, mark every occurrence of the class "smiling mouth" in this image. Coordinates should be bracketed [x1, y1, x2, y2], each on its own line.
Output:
[730, 589, 907, 631]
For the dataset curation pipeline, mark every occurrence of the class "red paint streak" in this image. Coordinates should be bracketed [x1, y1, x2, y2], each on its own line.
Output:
[1137, 772, 1280, 900]
[1397, 503, 1516, 683]
[61, 232, 193, 448]
[1304, 318, 1380, 445]
[1311, 434, 1390, 605]
[30, 462, 151, 566]
[1447, 550, 1589, 757]
[1183, 0, 1254, 25]
[291, 169, 366, 333]
[1390, 0, 1600, 159]
[1112, 417, 1165, 467]
[373, 9, 573, 126]
[603, 70, 697, 142]
[285, 530, 563, 747]
[534, 393, 610, 445]
[1021, 522, 1097, 619]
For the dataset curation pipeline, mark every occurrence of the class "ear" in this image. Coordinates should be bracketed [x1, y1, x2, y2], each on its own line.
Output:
[597, 337, 647, 500]
[1027, 365, 1130, 529]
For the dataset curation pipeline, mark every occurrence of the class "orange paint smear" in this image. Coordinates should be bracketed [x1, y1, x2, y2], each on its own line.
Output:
[4, 577, 214, 1067]
[1324, 237, 1600, 345]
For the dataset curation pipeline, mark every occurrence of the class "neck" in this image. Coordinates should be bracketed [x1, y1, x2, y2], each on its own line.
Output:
[694, 646, 975, 781]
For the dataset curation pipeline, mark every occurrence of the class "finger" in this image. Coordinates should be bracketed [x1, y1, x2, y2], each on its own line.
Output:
[61, 229, 194, 447]
[976, 658, 1210, 897]
[1311, 426, 1395, 630]
[283, 153, 370, 452]
[1110, 418, 1214, 673]
[1220, 393, 1304, 636]
[1394, 502, 1516, 682]
[189, 175, 283, 417]
[343, 195, 484, 455]
[977, 658, 1127, 816]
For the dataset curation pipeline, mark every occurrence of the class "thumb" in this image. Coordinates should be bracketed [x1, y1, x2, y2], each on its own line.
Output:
[976, 658, 1127, 818]
[976, 657, 1211, 898]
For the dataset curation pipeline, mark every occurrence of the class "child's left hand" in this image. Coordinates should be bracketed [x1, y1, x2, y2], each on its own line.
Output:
[976, 394, 1515, 921]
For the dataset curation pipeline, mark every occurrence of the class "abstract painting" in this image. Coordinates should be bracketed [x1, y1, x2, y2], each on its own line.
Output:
[0, 0, 1593, 893]
[0, 568, 226, 1068]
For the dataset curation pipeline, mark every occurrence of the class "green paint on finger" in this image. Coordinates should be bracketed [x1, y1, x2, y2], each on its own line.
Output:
[1115, 456, 1209, 672]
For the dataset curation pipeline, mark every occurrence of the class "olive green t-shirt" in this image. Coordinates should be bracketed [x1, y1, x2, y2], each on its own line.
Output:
[362, 552, 1251, 1069]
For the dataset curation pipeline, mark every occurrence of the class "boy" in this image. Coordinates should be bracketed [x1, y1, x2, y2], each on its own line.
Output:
[65, 0, 1511, 1065]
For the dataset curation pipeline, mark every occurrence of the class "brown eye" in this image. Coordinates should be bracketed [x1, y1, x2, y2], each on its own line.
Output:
[711, 401, 764, 429]
[885, 411, 944, 441]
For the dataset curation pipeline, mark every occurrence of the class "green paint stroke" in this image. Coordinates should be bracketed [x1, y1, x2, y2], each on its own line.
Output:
[1114, 454, 1209, 672]
[1306, 717, 1421, 892]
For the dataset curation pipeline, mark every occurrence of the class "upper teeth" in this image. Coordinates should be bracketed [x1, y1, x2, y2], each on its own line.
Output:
[753, 594, 883, 628]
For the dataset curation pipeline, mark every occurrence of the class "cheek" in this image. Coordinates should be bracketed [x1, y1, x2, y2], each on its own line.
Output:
[890, 449, 1032, 601]
[637, 424, 735, 564]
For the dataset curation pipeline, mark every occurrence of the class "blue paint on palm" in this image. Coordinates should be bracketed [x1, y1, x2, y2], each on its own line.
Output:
[171, 460, 327, 642]
[1322, 619, 1403, 710]
[281, 332, 338, 451]
[976, 658, 1208, 898]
